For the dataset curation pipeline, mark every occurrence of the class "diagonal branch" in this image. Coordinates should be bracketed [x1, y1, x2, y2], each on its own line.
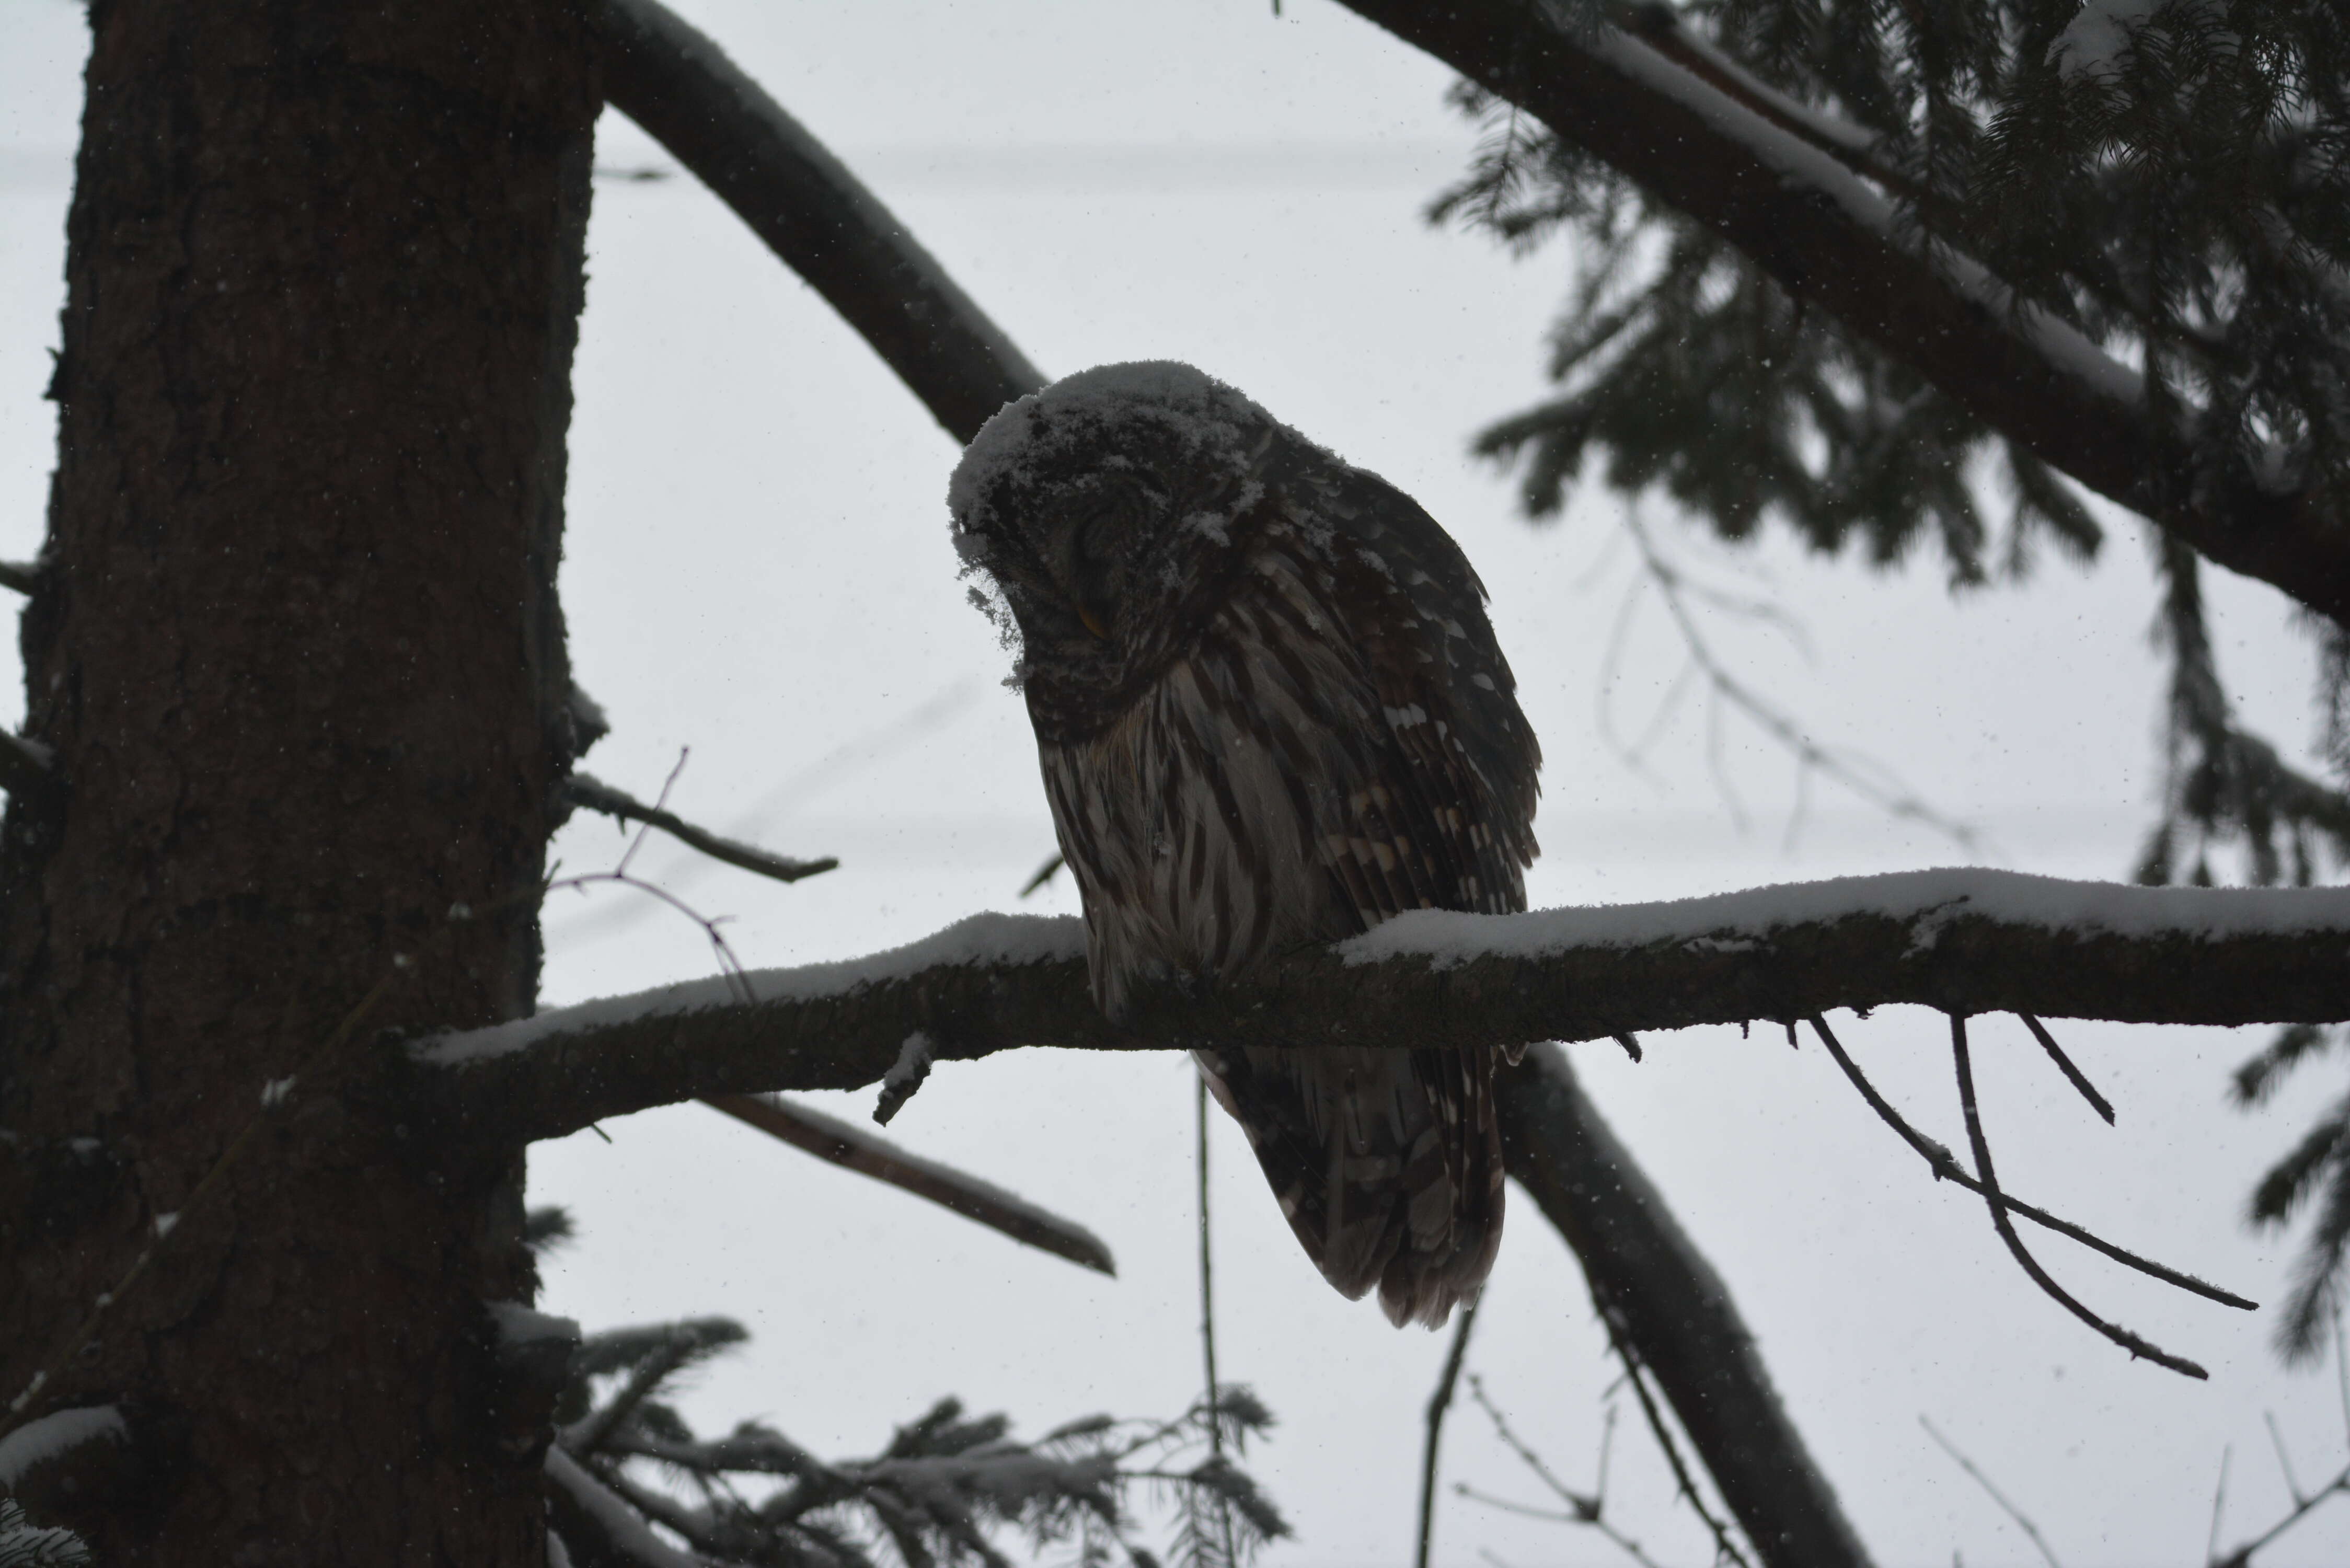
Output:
[1335, 0, 2350, 629]
[399, 870, 2350, 1148]
[702, 1092, 1115, 1276]
[563, 772, 837, 886]
[594, 0, 1044, 444]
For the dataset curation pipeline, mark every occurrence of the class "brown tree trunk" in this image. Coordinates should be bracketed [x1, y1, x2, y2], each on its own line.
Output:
[0, 2, 598, 1561]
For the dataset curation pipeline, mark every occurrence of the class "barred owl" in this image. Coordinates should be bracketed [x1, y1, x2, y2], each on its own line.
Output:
[949, 363, 1540, 1328]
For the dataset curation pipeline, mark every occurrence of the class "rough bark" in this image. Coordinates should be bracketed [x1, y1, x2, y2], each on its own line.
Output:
[1497, 1044, 1874, 1568]
[0, 2, 597, 1560]
[401, 873, 2350, 1149]
[1333, 1, 2350, 631]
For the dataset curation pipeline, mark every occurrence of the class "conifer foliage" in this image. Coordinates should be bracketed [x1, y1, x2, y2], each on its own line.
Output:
[532, 1215, 1285, 1568]
[1433, 0, 2350, 1354]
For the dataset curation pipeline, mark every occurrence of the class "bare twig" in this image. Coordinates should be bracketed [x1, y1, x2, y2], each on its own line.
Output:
[1464, 1374, 1601, 1519]
[2208, 1446, 2232, 1566]
[1461, 1369, 1695, 1568]
[2264, 1411, 2307, 1506]
[1809, 1014, 2252, 1310]
[1604, 1330, 1754, 1568]
[1621, 510, 1979, 850]
[1949, 1012, 2208, 1378]
[1197, 1072, 1222, 1453]
[1919, 1415, 2064, 1568]
[1611, 1032, 1643, 1063]
[1415, 1292, 1482, 1568]
[702, 1092, 1114, 1275]
[566, 770, 836, 887]
[2020, 1013, 2116, 1126]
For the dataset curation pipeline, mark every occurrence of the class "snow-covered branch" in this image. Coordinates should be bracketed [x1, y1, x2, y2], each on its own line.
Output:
[402, 869, 2350, 1148]
[1337, 0, 2350, 629]
[594, 0, 1044, 444]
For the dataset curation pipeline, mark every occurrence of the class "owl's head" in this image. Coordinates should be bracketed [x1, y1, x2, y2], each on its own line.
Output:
[949, 362, 1297, 710]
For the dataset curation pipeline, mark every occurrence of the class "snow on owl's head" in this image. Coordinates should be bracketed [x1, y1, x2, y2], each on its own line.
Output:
[948, 362, 1295, 687]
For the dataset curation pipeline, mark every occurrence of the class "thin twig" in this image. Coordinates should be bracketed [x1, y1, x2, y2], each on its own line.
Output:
[1621, 509, 1981, 850]
[702, 1092, 1114, 1275]
[2264, 1411, 2307, 1506]
[566, 770, 837, 886]
[2209, 1457, 2350, 1567]
[1416, 1292, 1483, 1568]
[1949, 1012, 2208, 1378]
[1198, 1071, 1222, 1456]
[1919, 1415, 2064, 1568]
[1464, 1374, 1599, 1519]
[2208, 1446, 2232, 1567]
[1600, 1330, 1754, 1568]
[1020, 853, 1065, 898]
[2020, 1013, 2116, 1125]
[1809, 1014, 2254, 1309]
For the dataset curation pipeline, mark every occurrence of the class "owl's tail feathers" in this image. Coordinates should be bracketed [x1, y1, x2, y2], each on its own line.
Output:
[1194, 1043, 1504, 1330]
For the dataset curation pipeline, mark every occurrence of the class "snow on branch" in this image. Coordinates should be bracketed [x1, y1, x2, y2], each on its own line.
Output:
[594, 0, 1045, 444]
[401, 869, 2350, 1149]
[1336, 0, 2350, 629]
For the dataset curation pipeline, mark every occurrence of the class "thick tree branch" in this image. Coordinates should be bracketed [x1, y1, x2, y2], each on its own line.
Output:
[1497, 1044, 1872, 1568]
[1337, 1, 2350, 629]
[403, 869, 2350, 1148]
[594, 0, 1044, 444]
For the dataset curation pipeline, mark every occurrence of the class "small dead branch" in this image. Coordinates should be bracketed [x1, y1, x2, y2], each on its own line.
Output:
[1948, 1012, 2207, 1378]
[0, 560, 39, 595]
[702, 1092, 1114, 1276]
[1808, 1014, 2252, 1311]
[1919, 1414, 2064, 1568]
[1611, 510, 1980, 852]
[2020, 1013, 2115, 1126]
[565, 770, 836, 887]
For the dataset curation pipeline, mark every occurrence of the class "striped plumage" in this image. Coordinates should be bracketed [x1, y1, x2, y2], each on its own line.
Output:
[949, 363, 1540, 1327]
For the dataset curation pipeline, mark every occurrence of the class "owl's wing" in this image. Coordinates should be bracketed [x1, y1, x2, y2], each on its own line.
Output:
[1276, 458, 1540, 931]
[1191, 456, 1539, 1325]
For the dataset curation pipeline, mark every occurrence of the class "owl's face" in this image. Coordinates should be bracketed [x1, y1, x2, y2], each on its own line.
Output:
[950, 364, 1291, 735]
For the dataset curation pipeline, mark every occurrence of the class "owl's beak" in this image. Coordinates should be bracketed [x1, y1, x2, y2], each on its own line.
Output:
[1079, 606, 1111, 641]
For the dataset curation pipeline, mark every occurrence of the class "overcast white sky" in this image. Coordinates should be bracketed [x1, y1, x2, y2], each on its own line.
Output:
[7, 3, 2350, 1564]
